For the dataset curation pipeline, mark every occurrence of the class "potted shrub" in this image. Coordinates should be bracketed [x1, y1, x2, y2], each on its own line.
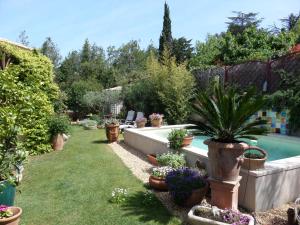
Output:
[242, 147, 267, 170]
[105, 119, 120, 143]
[182, 130, 194, 147]
[165, 167, 208, 207]
[156, 152, 186, 169]
[149, 166, 173, 191]
[149, 113, 163, 127]
[147, 154, 159, 166]
[188, 205, 254, 225]
[191, 85, 268, 181]
[47, 115, 70, 151]
[135, 117, 147, 128]
[167, 129, 194, 150]
[0, 205, 22, 225]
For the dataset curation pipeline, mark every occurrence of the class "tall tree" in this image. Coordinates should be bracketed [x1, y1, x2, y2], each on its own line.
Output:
[159, 2, 173, 61]
[172, 37, 194, 65]
[281, 12, 300, 31]
[17, 30, 30, 46]
[226, 11, 263, 35]
[81, 39, 91, 63]
[40, 37, 62, 68]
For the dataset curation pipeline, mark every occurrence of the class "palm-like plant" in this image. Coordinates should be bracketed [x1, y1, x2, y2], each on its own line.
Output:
[191, 84, 268, 143]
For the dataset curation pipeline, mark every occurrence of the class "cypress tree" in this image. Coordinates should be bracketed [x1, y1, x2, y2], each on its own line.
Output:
[159, 2, 173, 61]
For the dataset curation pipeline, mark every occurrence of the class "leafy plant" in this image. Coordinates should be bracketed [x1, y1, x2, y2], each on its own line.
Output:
[167, 129, 187, 150]
[191, 84, 268, 142]
[149, 113, 163, 121]
[0, 205, 13, 219]
[165, 167, 207, 205]
[110, 188, 128, 204]
[156, 152, 185, 169]
[105, 118, 119, 126]
[151, 166, 173, 179]
[141, 190, 156, 206]
[47, 115, 70, 139]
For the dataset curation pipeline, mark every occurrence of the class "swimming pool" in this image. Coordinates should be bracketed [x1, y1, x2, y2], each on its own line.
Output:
[143, 129, 300, 161]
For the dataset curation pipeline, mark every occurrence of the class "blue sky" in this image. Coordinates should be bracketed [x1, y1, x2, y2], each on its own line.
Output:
[1, 0, 299, 57]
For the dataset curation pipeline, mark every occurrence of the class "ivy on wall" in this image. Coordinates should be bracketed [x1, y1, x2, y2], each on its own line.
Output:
[0, 41, 59, 154]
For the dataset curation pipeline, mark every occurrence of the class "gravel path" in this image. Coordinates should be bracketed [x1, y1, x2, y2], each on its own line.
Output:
[109, 141, 295, 225]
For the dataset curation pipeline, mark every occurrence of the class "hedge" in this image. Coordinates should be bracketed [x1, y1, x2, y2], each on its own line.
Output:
[0, 40, 59, 154]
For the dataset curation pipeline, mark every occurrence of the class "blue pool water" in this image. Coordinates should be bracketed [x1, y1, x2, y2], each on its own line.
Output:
[144, 129, 300, 161]
[192, 135, 300, 161]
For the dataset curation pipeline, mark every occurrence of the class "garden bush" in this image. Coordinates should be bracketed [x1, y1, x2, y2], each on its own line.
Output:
[0, 41, 59, 154]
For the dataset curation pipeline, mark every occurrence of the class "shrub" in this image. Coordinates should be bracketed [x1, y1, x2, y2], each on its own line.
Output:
[165, 167, 207, 205]
[47, 115, 70, 139]
[110, 188, 128, 204]
[151, 166, 173, 179]
[83, 120, 98, 129]
[0, 41, 59, 154]
[167, 129, 187, 150]
[156, 152, 185, 169]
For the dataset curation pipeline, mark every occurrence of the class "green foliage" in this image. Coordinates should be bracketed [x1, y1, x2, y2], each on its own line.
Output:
[191, 84, 268, 142]
[40, 37, 62, 68]
[266, 69, 300, 132]
[159, 2, 173, 61]
[156, 152, 186, 169]
[148, 51, 195, 124]
[0, 40, 59, 154]
[172, 37, 193, 65]
[47, 115, 70, 139]
[167, 129, 187, 150]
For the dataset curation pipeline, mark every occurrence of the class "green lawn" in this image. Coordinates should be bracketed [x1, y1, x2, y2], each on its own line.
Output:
[16, 126, 182, 225]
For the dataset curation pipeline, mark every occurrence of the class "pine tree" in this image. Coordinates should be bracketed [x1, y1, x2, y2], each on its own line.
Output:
[81, 39, 91, 63]
[159, 2, 173, 61]
[40, 37, 62, 68]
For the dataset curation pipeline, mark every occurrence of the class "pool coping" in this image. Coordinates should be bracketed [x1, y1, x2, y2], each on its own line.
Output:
[125, 125, 300, 178]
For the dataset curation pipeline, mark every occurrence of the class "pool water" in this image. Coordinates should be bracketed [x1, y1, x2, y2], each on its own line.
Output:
[144, 129, 300, 161]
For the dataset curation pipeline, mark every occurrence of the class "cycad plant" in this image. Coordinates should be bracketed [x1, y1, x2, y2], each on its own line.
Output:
[191, 84, 268, 143]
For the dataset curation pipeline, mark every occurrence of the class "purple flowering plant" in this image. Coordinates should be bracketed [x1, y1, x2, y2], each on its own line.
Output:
[221, 209, 250, 225]
[165, 167, 207, 205]
[135, 117, 147, 123]
[0, 205, 13, 219]
[149, 113, 163, 121]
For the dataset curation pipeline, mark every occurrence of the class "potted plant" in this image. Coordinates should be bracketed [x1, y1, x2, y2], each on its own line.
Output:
[165, 167, 208, 207]
[191, 84, 268, 181]
[147, 154, 159, 166]
[135, 117, 147, 128]
[105, 119, 120, 143]
[242, 147, 267, 170]
[47, 115, 70, 151]
[149, 166, 173, 191]
[0, 205, 22, 225]
[149, 113, 163, 127]
[156, 152, 186, 169]
[188, 205, 254, 225]
[167, 129, 193, 150]
[182, 130, 194, 147]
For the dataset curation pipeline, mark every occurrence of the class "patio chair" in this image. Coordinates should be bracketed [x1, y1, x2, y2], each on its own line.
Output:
[120, 110, 136, 131]
[135, 112, 144, 121]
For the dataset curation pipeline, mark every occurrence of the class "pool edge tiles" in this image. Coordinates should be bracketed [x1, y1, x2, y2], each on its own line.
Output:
[124, 125, 300, 211]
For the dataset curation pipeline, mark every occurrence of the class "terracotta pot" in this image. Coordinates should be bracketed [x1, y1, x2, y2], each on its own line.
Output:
[182, 136, 194, 147]
[149, 176, 168, 191]
[204, 139, 248, 181]
[0, 207, 22, 225]
[151, 118, 162, 127]
[136, 121, 146, 128]
[242, 146, 267, 170]
[52, 134, 64, 151]
[184, 183, 209, 207]
[147, 154, 158, 166]
[105, 124, 120, 143]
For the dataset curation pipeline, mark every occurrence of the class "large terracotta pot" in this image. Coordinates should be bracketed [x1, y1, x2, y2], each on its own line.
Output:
[204, 139, 248, 181]
[136, 121, 146, 128]
[151, 118, 162, 127]
[182, 136, 194, 147]
[0, 207, 22, 225]
[147, 154, 158, 166]
[242, 146, 267, 170]
[52, 134, 64, 151]
[149, 176, 168, 191]
[105, 124, 120, 143]
[184, 183, 209, 207]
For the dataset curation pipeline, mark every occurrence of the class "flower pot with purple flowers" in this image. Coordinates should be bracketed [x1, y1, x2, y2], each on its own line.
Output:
[0, 205, 22, 225]
[188, 206, 254, 225]
[135, 117, 147, 128]
[165, 167, 208, 207]
[149, 113, 163, 127]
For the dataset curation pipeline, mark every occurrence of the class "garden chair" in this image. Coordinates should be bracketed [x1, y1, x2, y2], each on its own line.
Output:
[119, 110, 136, 132]
[135, 112, 144, 121]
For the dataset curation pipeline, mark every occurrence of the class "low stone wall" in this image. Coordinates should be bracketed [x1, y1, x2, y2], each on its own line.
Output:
[124, 126, 300, 212]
